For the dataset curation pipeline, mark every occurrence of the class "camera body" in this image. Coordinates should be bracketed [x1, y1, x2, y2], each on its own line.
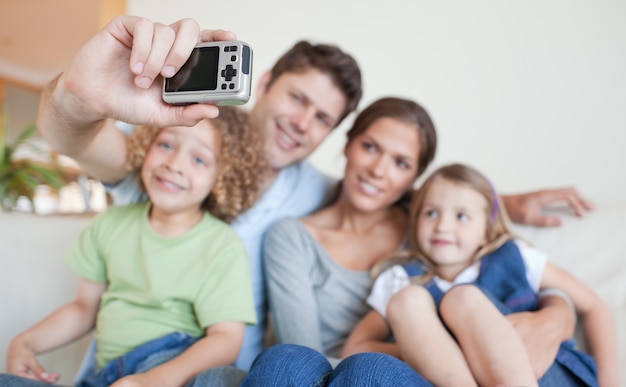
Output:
[162, 41, 253, 106]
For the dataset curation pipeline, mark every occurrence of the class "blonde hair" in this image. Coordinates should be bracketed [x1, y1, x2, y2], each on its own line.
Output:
[125, 107, 268, 223]
[372, 163, 520, 284]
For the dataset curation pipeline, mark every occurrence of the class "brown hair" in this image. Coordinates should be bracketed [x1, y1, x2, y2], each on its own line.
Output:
[126, 107, 268, 223]
[267, 41, 362, 126]
[373, 163, 519, 283]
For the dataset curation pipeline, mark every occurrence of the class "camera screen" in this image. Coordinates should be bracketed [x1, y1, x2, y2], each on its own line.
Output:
[164, 46, 219, 92]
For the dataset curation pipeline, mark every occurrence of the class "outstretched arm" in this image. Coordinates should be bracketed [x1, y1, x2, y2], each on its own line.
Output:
[501, 187, 594, 227]
[37, 15, 236, 184]
[6, 279, 105, 383]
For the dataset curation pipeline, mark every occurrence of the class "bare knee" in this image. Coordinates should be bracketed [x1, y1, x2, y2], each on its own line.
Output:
[440, 285, 487, 323]
[387, 285, 434, 324]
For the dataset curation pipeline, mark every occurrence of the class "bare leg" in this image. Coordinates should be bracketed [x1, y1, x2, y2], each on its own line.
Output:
[440, 285, 538, 387]
[386, 285, 477, 387]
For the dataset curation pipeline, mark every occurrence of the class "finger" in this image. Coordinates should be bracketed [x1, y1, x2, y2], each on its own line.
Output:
[198, 29, 237, 43]
[531, 214, 562, 227]
[178, 104, 221, 123]
[41, 372, 61, 383]
[163, 18, 202, 78]
[567, 189, 595, 212]
[563, 191, 591, 217]
[135, 23, 176, 88]
[543, 188, 595, 217]
[123, 17, 157, 76]
[23, 360, 53, 382]
[35, 371, 59, 383]
[160, 104, 220, 127]
[535, 188, 573, 204]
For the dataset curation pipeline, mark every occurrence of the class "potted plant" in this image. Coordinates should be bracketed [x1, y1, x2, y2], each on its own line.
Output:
[0, 112, 66, 212]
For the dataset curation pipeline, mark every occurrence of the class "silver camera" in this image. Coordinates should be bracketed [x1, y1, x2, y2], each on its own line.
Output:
[162, 41, 253, 106]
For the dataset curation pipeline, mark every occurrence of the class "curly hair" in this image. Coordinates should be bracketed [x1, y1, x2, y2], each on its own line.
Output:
[125, 107, 268, 223]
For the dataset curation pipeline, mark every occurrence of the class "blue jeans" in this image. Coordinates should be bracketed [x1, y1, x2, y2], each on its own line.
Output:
[0, 333, 246, 387]
[0, 369, 246, 387]
[242, 344, 433, 387]
[73, 332, 198, 386]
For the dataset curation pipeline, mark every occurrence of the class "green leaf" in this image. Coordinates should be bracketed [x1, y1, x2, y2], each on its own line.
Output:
[0, 114, 68, 211]
[0, 110, 7, 166]
[13, 169, 39, 188]
[13, 122, 37, 150]
[25, 161, 65, 188]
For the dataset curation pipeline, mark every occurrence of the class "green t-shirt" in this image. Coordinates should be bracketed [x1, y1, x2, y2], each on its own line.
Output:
[65, 202, 256, 367]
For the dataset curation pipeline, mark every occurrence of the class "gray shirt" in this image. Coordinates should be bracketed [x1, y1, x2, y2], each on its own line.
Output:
[264, 217, 372, 362]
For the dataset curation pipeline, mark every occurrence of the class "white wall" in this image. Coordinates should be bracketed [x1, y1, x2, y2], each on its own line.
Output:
[130, 1, 625, 202]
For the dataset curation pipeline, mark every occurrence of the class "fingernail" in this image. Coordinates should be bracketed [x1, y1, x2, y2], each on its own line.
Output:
[41, 372, 48, 378]
[136, 77, 151, 88]
[162, 66, 176, 78]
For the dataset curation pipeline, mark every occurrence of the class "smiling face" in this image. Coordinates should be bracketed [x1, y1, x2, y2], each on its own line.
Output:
[141, 121, 220, 217]
[251, 69, 347, 174]
[416, 176, 489, 280]
[342, 117, 421, 213]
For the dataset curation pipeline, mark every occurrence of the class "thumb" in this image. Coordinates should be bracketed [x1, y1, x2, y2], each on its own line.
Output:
[180, 103, 220, 123]
[158, 103, 219, 127]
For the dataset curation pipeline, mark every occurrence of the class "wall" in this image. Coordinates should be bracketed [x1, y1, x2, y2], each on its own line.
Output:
[128, 0, 626, 202]
[0, 213, 94, 384]
[0, 0, 126, 82]
[0, 0, 126, 136]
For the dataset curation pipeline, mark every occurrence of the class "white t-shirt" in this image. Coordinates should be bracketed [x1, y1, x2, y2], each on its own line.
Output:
[367, 239, 548, 318]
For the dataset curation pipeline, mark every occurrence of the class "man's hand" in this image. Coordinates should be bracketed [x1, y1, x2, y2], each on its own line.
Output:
[507, 311, 560, 378]
[507, 294, 576, 378]
[38, 15, 237, 180]
[51, 15, 237, 130]
[502, 187, 594, 227]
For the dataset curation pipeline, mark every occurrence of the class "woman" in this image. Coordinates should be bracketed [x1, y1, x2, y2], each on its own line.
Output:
[243, 97, 579, 386]
[246, 97, 436, 385]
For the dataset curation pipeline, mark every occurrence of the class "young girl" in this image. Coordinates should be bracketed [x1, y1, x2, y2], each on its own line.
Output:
[343, 163, 619, 387]
[4, 107, 268, 386]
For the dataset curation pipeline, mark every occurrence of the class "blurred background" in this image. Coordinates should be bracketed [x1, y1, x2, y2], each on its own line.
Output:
[2, 0, 625, 213]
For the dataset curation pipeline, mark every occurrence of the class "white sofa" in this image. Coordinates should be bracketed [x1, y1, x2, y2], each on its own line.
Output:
[1, 203, 625, 385]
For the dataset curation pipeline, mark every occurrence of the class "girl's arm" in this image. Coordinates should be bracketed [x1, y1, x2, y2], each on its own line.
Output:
[341, 310, 399, 358]
[6, 278, 105, 383]
[111, 321, 246, 387]
[540, 262, 620, 386]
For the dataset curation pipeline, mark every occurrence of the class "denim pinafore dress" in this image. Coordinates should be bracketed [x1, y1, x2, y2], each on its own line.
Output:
[401, 240, 598, 387]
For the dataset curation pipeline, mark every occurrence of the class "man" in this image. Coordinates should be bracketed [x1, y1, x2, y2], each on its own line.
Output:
[38, 15, 591, 374]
